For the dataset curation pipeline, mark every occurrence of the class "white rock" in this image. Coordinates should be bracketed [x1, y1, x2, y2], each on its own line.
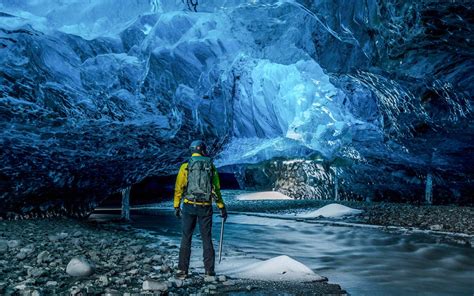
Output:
[142, 280, 168, 292]
[99, 275, 109, 286]
[46, 281, 58, 286]
[429, 224, 443, 231]
[66, 257, 95, 277]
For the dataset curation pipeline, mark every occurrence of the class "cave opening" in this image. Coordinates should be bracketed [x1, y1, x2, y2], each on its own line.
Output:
[99, 172, 241, 207]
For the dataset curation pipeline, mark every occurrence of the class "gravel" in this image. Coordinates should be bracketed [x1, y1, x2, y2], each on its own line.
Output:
[0, 218, 346, 295]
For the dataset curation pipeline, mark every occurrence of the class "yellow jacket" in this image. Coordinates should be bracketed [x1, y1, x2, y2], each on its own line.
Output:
[174, 153, 225, 209]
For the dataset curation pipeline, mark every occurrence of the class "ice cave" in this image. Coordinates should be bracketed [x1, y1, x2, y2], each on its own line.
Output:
[0, 1, 473, 295]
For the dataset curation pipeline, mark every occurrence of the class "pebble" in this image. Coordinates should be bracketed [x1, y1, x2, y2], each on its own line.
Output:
[66, 257, 95, 277]
[69, 286, 82, 295]
[37, 250, 53, 264]
[16, 251, 28, 260]
[429, 224, 443, 231]
[152, 255, 163, 264]
[46, 281, 58, 286]
[204, 275, 216, 283]
[0, 219, 250, 295]
[99, 275, 109, 286]
[142, 280, 168, 292]
[160, 264, 171, 273]
[7, 240, 20, 249]
[143, 257, 152, 264]
[0, 240, 7, 252]
[123, 254, 136, 263]
[27, 267, 46, 277]
[20, 245, 35, 255]
[71, 238, 82, 246]
[131, 245, 143, 253]
[172, 279, 184, 288]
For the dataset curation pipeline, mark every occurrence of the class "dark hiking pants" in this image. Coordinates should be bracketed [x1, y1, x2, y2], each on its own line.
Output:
[178, 203, 215, 273]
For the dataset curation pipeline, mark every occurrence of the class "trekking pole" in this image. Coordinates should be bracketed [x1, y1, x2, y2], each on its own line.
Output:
[218, 217, 225, 264]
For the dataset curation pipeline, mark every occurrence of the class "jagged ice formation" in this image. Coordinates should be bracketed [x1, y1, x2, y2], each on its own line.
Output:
[0, 0, 473, 217]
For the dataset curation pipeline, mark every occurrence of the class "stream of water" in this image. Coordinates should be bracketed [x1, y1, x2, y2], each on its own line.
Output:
[93, 191, 474, 295]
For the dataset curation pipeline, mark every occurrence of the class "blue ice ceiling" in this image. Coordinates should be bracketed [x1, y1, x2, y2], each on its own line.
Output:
[0, 0, 473, 213]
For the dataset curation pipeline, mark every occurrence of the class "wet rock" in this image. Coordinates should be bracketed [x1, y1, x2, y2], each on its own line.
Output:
[142, 280, 168, 292]
[20, 244, 35, 254]
[71, 238, 82, 246]
[171, 278, 184, 288]
[143, 257, 152, 264]
[0, 240, 8, 252]
[103, 291, 121, 296]
[27, 267, 46, 278]
[16, 251, 28, 260]
[123, 254, 136, 263]
[72, 231, 82, 237]
[129, 269, 139, 275]
[69, 286, 83, 295]
[429, 224, 443, 231]
[19, 288, 41, 296]
[37, 251, 53, 264]
[204, 275, 216, 283]
[7, 240, 21, 249]
[160, 264, 171, 273]
[99, 275, 109, 286]
[130, 245, 143, 253]
[45, 281, 58, 287]
[152, 255, 163, 264]
[66, 257, 95, 277]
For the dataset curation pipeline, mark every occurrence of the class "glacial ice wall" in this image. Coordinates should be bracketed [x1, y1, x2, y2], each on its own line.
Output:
[0, 0, 473, 216]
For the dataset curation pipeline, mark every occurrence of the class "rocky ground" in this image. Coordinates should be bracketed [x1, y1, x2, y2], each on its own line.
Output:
[224, 195, 474, 236]
[0, 218, 346, 295]
[347, 202, 474, 235]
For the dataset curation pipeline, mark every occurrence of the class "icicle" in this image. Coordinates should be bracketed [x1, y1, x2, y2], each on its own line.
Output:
[425, 173, 433, 204]
[333, 168, 339, 201]
[121, 186, 131, 221]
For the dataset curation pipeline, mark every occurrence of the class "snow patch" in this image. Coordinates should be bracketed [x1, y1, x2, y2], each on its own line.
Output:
[236, 191, 293, 201]
[297, 203, 362, 218]
[228, 255, 323, 282]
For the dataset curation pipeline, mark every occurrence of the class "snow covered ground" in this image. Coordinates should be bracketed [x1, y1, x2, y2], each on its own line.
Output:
[295, 203, 362, 218]
[236, 191, 293, 201]
[218, 255, 324, 282]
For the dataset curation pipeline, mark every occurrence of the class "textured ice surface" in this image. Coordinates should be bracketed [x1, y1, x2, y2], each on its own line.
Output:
[0, 0, 473, 215]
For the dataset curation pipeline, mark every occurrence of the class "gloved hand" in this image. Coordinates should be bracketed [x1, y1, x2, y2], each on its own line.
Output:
[174, 207, 181, 218]
[220, 207, 228, 222]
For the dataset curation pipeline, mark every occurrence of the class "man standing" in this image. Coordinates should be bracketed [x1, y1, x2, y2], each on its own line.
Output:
[174, 140, 228, 279]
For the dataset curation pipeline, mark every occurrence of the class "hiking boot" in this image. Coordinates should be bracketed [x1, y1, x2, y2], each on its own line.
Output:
[175, 270, 188, 279]
[205, 271, 216, 276]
